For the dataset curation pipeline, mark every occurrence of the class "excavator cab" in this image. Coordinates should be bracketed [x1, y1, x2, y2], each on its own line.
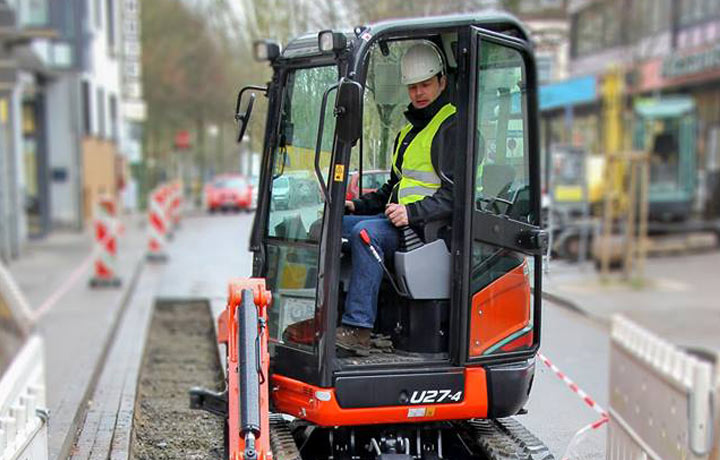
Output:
[194, 12, 550, 460]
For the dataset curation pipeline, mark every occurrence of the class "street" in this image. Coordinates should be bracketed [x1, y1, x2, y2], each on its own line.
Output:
[522, 299, 608, 459]
[2, 3, 720, 460]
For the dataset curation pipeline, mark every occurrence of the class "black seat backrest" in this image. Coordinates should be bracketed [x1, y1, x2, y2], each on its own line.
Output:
[481, 163, 516, 199]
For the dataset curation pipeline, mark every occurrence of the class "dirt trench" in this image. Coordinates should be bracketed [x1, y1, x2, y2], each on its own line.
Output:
[131, 301, 224, 459]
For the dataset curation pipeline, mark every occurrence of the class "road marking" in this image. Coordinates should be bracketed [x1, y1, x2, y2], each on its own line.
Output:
[31, 252, 95, 322]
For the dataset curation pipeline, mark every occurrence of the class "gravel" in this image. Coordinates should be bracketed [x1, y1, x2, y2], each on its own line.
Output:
[131, 301, 225, 459]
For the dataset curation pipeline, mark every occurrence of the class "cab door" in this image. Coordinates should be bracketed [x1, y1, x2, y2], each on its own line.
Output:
[453, 27, 545, 364]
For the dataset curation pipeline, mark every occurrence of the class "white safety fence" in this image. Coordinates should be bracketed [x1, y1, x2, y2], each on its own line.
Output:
[0, 263, 48, 460]
[608, 315, 718, 460]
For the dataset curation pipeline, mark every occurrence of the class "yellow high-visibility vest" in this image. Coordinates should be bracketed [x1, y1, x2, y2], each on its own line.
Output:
[391, 103, 456, 205]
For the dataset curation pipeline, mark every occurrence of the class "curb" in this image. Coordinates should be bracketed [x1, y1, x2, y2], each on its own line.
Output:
[541, 290, 611, 328]
[541, 291, 587, 316]
[55, 256, 146, 460]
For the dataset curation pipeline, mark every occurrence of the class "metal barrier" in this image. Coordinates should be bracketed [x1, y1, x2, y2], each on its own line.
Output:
[0, 265, 48, 459]
[608, 315, 718, 460]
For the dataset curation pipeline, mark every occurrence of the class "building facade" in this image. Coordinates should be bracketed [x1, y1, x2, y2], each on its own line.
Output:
[557, 0, 720, 218]
[0, 0, 144, 262]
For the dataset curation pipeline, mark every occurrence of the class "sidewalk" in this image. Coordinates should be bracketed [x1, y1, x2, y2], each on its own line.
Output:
[544, 251, 720, 352]
[6, 212, 147, 459]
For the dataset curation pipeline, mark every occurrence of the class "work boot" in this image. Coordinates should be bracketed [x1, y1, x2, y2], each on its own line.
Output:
[336, 325, 371, 354]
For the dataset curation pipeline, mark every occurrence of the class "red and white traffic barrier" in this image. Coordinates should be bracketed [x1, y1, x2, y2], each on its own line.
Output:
[537, 353, 608, 460]
[147, 187, 169, 261]
[89, 196, 121, 287]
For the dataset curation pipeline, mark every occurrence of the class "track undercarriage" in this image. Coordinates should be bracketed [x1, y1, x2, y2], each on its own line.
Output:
[270, 414, 555, 460]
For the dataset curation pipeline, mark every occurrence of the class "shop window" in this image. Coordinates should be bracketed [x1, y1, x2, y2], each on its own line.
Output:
[22, 103, 36, 135]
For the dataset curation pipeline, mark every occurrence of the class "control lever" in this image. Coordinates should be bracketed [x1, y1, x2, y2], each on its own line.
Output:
[359, 229, 408, 297]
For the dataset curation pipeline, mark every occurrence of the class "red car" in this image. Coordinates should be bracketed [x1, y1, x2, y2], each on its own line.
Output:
[345, 170, 389, 200]
[205, 175, 253, 213]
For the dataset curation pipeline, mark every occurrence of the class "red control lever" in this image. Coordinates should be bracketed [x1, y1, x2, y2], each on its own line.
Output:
[359, 229, 371, 246]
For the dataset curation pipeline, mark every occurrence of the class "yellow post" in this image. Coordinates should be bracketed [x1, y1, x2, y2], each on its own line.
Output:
[603, 68, 626, 215]
[598, 68, 627, 278]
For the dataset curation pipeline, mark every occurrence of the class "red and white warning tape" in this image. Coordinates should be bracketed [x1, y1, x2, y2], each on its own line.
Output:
[538, 353, 607, 417]
[537, 353, 608, 460]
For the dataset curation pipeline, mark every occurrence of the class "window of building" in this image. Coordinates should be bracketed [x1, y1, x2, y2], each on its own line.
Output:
[536, 55, 553, 83]
[573, 5, 604, 56]
[602, 1, 622, 48]
[709, 0, 720, 17]
[652, 0, 671, 34]
[82, 81, 91, 135]
[109, 94, 118, 140]
[106, 0, 115, 52]
[572, 0, 673, 56]
[629, 0, 671, 41]
[680, 0, 712, 26]
[97, 87, 106, 138]
[61, 0, 76, 39]
[18, 0, 49, 27]
[95, 0, 102, 28]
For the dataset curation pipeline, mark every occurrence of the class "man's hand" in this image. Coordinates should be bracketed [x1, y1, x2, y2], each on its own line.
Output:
[345, 200, 355, 213]
[385, 203, 409, 227]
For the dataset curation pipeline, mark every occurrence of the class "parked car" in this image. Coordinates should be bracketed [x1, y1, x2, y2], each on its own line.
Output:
[205, 175, 253, 213]
[346, 169, 390, 200]
[272, 172, 323, 210]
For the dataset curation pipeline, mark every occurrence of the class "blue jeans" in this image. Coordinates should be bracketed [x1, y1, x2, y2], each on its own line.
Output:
[341, 214, 399, 329]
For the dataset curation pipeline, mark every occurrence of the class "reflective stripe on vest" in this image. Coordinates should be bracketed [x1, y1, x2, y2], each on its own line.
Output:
[391, 103, 456, 206]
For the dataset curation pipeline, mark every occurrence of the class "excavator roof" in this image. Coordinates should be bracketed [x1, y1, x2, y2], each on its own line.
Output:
[280, 12, 530, 60]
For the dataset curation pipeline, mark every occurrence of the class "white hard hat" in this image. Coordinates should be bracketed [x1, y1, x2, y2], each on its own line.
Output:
[401, 41, 445, 85]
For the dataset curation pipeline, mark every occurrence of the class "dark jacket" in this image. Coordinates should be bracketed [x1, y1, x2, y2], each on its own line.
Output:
[351, 91, 456, 234]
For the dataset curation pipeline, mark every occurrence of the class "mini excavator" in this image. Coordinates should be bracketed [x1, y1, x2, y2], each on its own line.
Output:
[191, 12, 551, 460]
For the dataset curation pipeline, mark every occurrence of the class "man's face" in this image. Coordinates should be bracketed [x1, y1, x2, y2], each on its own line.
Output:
[407, 75, 446, 109]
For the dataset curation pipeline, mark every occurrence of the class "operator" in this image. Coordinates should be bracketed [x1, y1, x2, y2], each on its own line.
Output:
[337, 41, 456, 351]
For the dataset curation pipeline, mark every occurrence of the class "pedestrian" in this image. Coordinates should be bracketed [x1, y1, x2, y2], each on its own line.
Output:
[337, 41, 457, 351]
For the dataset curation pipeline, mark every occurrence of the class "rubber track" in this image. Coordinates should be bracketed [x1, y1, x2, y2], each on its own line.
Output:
[269, 414, 302, 460]
[459, 418, 555, 460]
[268, 414, 552, 460]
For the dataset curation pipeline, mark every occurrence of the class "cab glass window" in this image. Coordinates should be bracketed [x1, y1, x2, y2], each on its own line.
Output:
[268, 66, 337, 242]
[474, 41, 531, 224]
[265, 65, 338, 353]
[468, 39, 534, 359]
